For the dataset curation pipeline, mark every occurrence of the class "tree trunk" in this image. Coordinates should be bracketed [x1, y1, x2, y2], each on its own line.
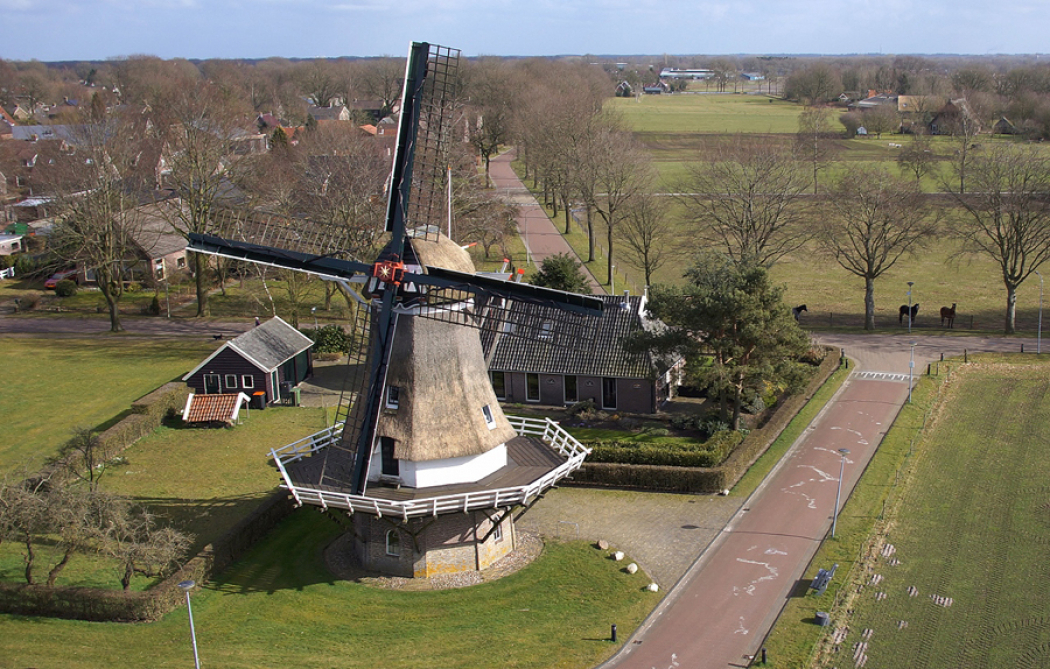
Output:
[23, 533, 35, 585]
[865, 275, 876, 331]
[484, 155, 492, 189]
[586, 207, 595, 262]
[46, 549, 74, 587]
[563, 195, 571, 235]
[1005, 283, 1018, 334]
[606, 225, 614, 286]
[100, 280, 124, 333]
[193, 252, 209, 317]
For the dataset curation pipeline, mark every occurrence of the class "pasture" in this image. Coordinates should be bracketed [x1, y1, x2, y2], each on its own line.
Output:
[0, 512, 654, 669]
[820, 358, 1050, 668]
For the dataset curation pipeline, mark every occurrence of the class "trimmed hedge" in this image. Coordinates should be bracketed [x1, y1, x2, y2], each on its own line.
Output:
[571, 348, 841, 493]
[587, 430, 743, 468]
[0, 491, 295, 622]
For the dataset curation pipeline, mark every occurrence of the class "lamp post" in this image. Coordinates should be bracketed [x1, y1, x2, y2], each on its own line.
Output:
[311, 306, 318, 330]
[908, 341, 916, 403]
[178, 580, 201, 669]
[906, 281, 914, 334]
[1037, 269, 1043, 354]
[831, 448, 850, 539]
[611, 265, 616, 294]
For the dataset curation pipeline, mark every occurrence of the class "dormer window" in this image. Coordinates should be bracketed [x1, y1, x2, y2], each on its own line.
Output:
[386, 385, 400, 409]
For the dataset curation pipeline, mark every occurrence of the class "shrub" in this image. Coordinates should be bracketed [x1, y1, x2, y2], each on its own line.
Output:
[567, 399, 597, 416]
[302, 324, 352, 354]
[54, 279, 78, 297]
[147, 295, 161, 316]
[14, 294, 39, 312]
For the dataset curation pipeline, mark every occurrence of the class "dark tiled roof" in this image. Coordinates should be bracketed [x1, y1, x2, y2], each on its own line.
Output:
[228, 316, 313, 371]
[184, 393, 247, 423]
[485, 294, 668, 379]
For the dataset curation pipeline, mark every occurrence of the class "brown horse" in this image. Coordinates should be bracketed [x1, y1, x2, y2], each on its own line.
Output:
[940, 303, 957, 328]
[899, 303, 919, 325]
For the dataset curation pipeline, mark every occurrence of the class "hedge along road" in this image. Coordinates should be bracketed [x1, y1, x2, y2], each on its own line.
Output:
[601, 333, 1023, 669]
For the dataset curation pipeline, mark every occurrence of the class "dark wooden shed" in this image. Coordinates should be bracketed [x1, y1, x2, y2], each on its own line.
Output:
[183, 316, 313, 404]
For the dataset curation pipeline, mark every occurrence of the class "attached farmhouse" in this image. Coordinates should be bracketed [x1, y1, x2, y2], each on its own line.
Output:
[484, 291, 684, 414]
[183, 316, 313, 405]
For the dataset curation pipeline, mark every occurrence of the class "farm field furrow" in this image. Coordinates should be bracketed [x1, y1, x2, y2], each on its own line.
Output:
[835, 361, 1050, 669]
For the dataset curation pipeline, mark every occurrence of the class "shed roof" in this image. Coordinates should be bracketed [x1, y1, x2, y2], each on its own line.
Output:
[183, 316, 312, 379]
[182, 392, 250, 424]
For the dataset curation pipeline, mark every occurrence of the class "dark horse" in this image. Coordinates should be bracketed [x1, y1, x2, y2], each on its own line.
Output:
[791, 304, 807, 321]
[899, 303, 919, 325]
[940, 303, 957, 328]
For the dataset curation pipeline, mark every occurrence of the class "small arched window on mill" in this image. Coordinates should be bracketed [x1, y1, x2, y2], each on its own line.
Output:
[386, 529, 401, 557]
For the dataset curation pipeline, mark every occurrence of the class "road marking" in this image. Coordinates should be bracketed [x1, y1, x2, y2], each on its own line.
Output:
[855, 371, 911, 383]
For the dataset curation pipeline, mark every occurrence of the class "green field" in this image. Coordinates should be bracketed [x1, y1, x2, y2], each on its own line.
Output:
[0, 512, 654, 669]
[820, 359, 1050, 668]
[0, 336, 218, 472]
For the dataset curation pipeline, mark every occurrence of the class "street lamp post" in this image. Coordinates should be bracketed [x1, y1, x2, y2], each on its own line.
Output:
[178, 580, 201, 669]
[1037, 270, 1043, 354]
[909, 341, 916, 403]
[832, 448, 850, 539]
[311, 306, 318, 330]
[907, 281, 914, 334]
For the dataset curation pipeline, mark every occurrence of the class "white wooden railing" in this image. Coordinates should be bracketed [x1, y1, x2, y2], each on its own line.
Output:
[271, 416, 589, 519]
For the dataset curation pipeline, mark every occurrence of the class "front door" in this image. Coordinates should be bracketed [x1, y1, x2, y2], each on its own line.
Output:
[602, 377, 617, 410]
[203, 374, 220, 394]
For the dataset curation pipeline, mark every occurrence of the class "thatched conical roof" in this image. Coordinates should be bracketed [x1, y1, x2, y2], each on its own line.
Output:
[377, 312, 516, 462]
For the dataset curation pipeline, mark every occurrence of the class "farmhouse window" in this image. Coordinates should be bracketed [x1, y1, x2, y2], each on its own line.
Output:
[203, 374, 220, 394]
[602, 377, 617, 410]
[526, 373, 540, 402]
[490, 371, 506, 399]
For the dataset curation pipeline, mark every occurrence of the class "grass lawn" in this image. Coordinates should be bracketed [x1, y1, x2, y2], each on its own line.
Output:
[0, 511, 655, 669]
[608, 93, 810, 135]
[820, 357, 1050, 669]
[0, 336, 218, 473]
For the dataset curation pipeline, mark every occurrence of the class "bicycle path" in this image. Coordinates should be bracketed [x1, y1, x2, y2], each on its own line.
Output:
[604, 333, 1021, 669]
[487, 149, 606, 295]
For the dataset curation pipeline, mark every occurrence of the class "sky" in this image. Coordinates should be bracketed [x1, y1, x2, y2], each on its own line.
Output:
[0, 0, 1048, 62]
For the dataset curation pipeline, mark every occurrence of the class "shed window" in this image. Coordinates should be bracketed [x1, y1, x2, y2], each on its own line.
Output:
[385, 530, 401, 557]
[224, 374, 238, 389]
[526, 373, 540, 402]
[241, 375, 254, 389]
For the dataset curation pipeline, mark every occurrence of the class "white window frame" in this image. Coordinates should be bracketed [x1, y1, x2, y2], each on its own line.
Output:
[492, 521, 503, 542]
[241, 375, 254, 389]
[224, 374, 238, 390]
[385, 529, 401, 556]
[386, 385, 400, 409]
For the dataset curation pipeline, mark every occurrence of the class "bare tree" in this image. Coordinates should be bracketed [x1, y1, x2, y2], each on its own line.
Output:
[617, 189, 672, 287]
[580, 126, 654, 285]
[356, 57, 406, 119]
[796, 106, 834, 193]
[47, 428, 117, 492]
[99, 496, 192, 591]
[897, 132, 938, 185]
[678, 136, 811, 268]
[945, 144, 1050, 333]
[816, 166, 938, 330]
[47, 108, 156, 332]
[153, 80, 257, 316]
[462, 59, 517, 188]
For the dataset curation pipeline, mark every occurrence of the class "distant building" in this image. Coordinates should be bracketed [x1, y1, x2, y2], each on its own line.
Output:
[660, 68, 714, 80]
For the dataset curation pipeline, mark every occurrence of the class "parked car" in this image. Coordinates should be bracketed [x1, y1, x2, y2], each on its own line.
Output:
[44, 269, 78, 289]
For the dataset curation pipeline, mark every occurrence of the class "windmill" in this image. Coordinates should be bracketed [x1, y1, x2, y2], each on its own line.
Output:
[189, 42, 604, 577]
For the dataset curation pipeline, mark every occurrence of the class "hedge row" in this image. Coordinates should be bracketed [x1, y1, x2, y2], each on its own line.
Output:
[571, 348, 841, 494]
[0, 491, 295, 622]
[586, 430, 743, 468]
[0, 381, 297, 622]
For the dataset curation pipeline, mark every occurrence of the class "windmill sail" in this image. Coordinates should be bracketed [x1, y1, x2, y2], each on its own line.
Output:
[187, 41, 603, 501]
